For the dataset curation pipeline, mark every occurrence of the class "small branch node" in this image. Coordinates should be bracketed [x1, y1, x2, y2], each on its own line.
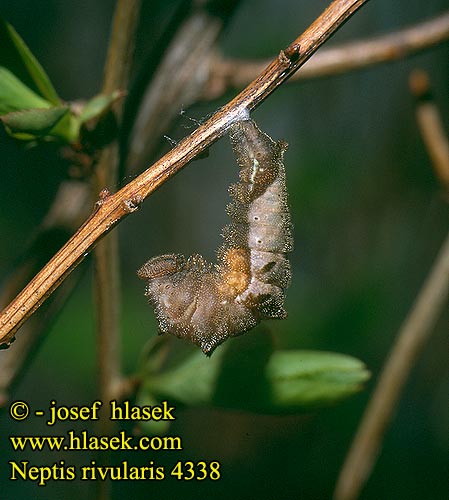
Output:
[96, 188, 112, 207]
[284, 42, 301, 63]
[122, 197, 141, 213]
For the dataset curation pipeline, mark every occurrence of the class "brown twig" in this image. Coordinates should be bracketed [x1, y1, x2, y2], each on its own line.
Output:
[0, 0, 141, 403]
[0, 0, 191, 403]
[0, 0, 369, 347]
[334, 73, 449, 500]
[101, 0, 140, 101]
[93, 3, 140, 499]
[334, 231, 449, 500]
[93, 0, 140, 406]
[203, 10, 449, 100]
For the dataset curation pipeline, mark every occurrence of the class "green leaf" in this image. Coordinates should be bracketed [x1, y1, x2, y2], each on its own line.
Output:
[265, 350, 370, 410]
[1, 105, 76, 141]
[137, 331, 370, 418]
[79, 90, 122, 124]
[0, 17, 59, 103]
[0, 67, 51, 114]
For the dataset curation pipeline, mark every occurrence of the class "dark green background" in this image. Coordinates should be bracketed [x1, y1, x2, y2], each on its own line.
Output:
[0, 1, 448, 499]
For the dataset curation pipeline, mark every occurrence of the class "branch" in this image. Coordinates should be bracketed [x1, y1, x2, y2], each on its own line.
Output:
[203, 10, 449, 99]
[0, 0, 142, 402]
[93, 0, 140, 406]
[0, 0, 369, 346]
[334, 74, 449, 500]
[92, 148, 122, 403]
[409, 70, 449, 193]
[334, 231, 449, 500]
[92, 4, 140, 499]
[101, 0, 140, 99]
[0, 0, 196, 395]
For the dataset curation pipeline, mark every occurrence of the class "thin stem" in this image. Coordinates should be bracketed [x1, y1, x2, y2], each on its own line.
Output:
[93, 152, 122, 405]
[410, 70, 449, 192]
[93, 3, 140, 499]
[0, 0, 369, 346]
[101, 0, 140, 99]
[334, 230, 449, 500]
[93, 0, 140, 405]
[334, 74, 449, 500]
[203, 11, 449, 99]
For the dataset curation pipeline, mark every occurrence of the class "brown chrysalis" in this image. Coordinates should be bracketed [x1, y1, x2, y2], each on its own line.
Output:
[138, 119, 293, 355]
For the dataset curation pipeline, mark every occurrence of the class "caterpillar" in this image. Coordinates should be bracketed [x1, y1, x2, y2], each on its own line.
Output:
[138, 118, 293, 355]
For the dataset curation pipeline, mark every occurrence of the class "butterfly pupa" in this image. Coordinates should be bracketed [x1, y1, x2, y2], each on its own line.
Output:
[138, 119, 293, 355]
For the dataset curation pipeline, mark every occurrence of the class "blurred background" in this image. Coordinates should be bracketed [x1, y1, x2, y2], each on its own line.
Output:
[0, 0, 448, 499]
